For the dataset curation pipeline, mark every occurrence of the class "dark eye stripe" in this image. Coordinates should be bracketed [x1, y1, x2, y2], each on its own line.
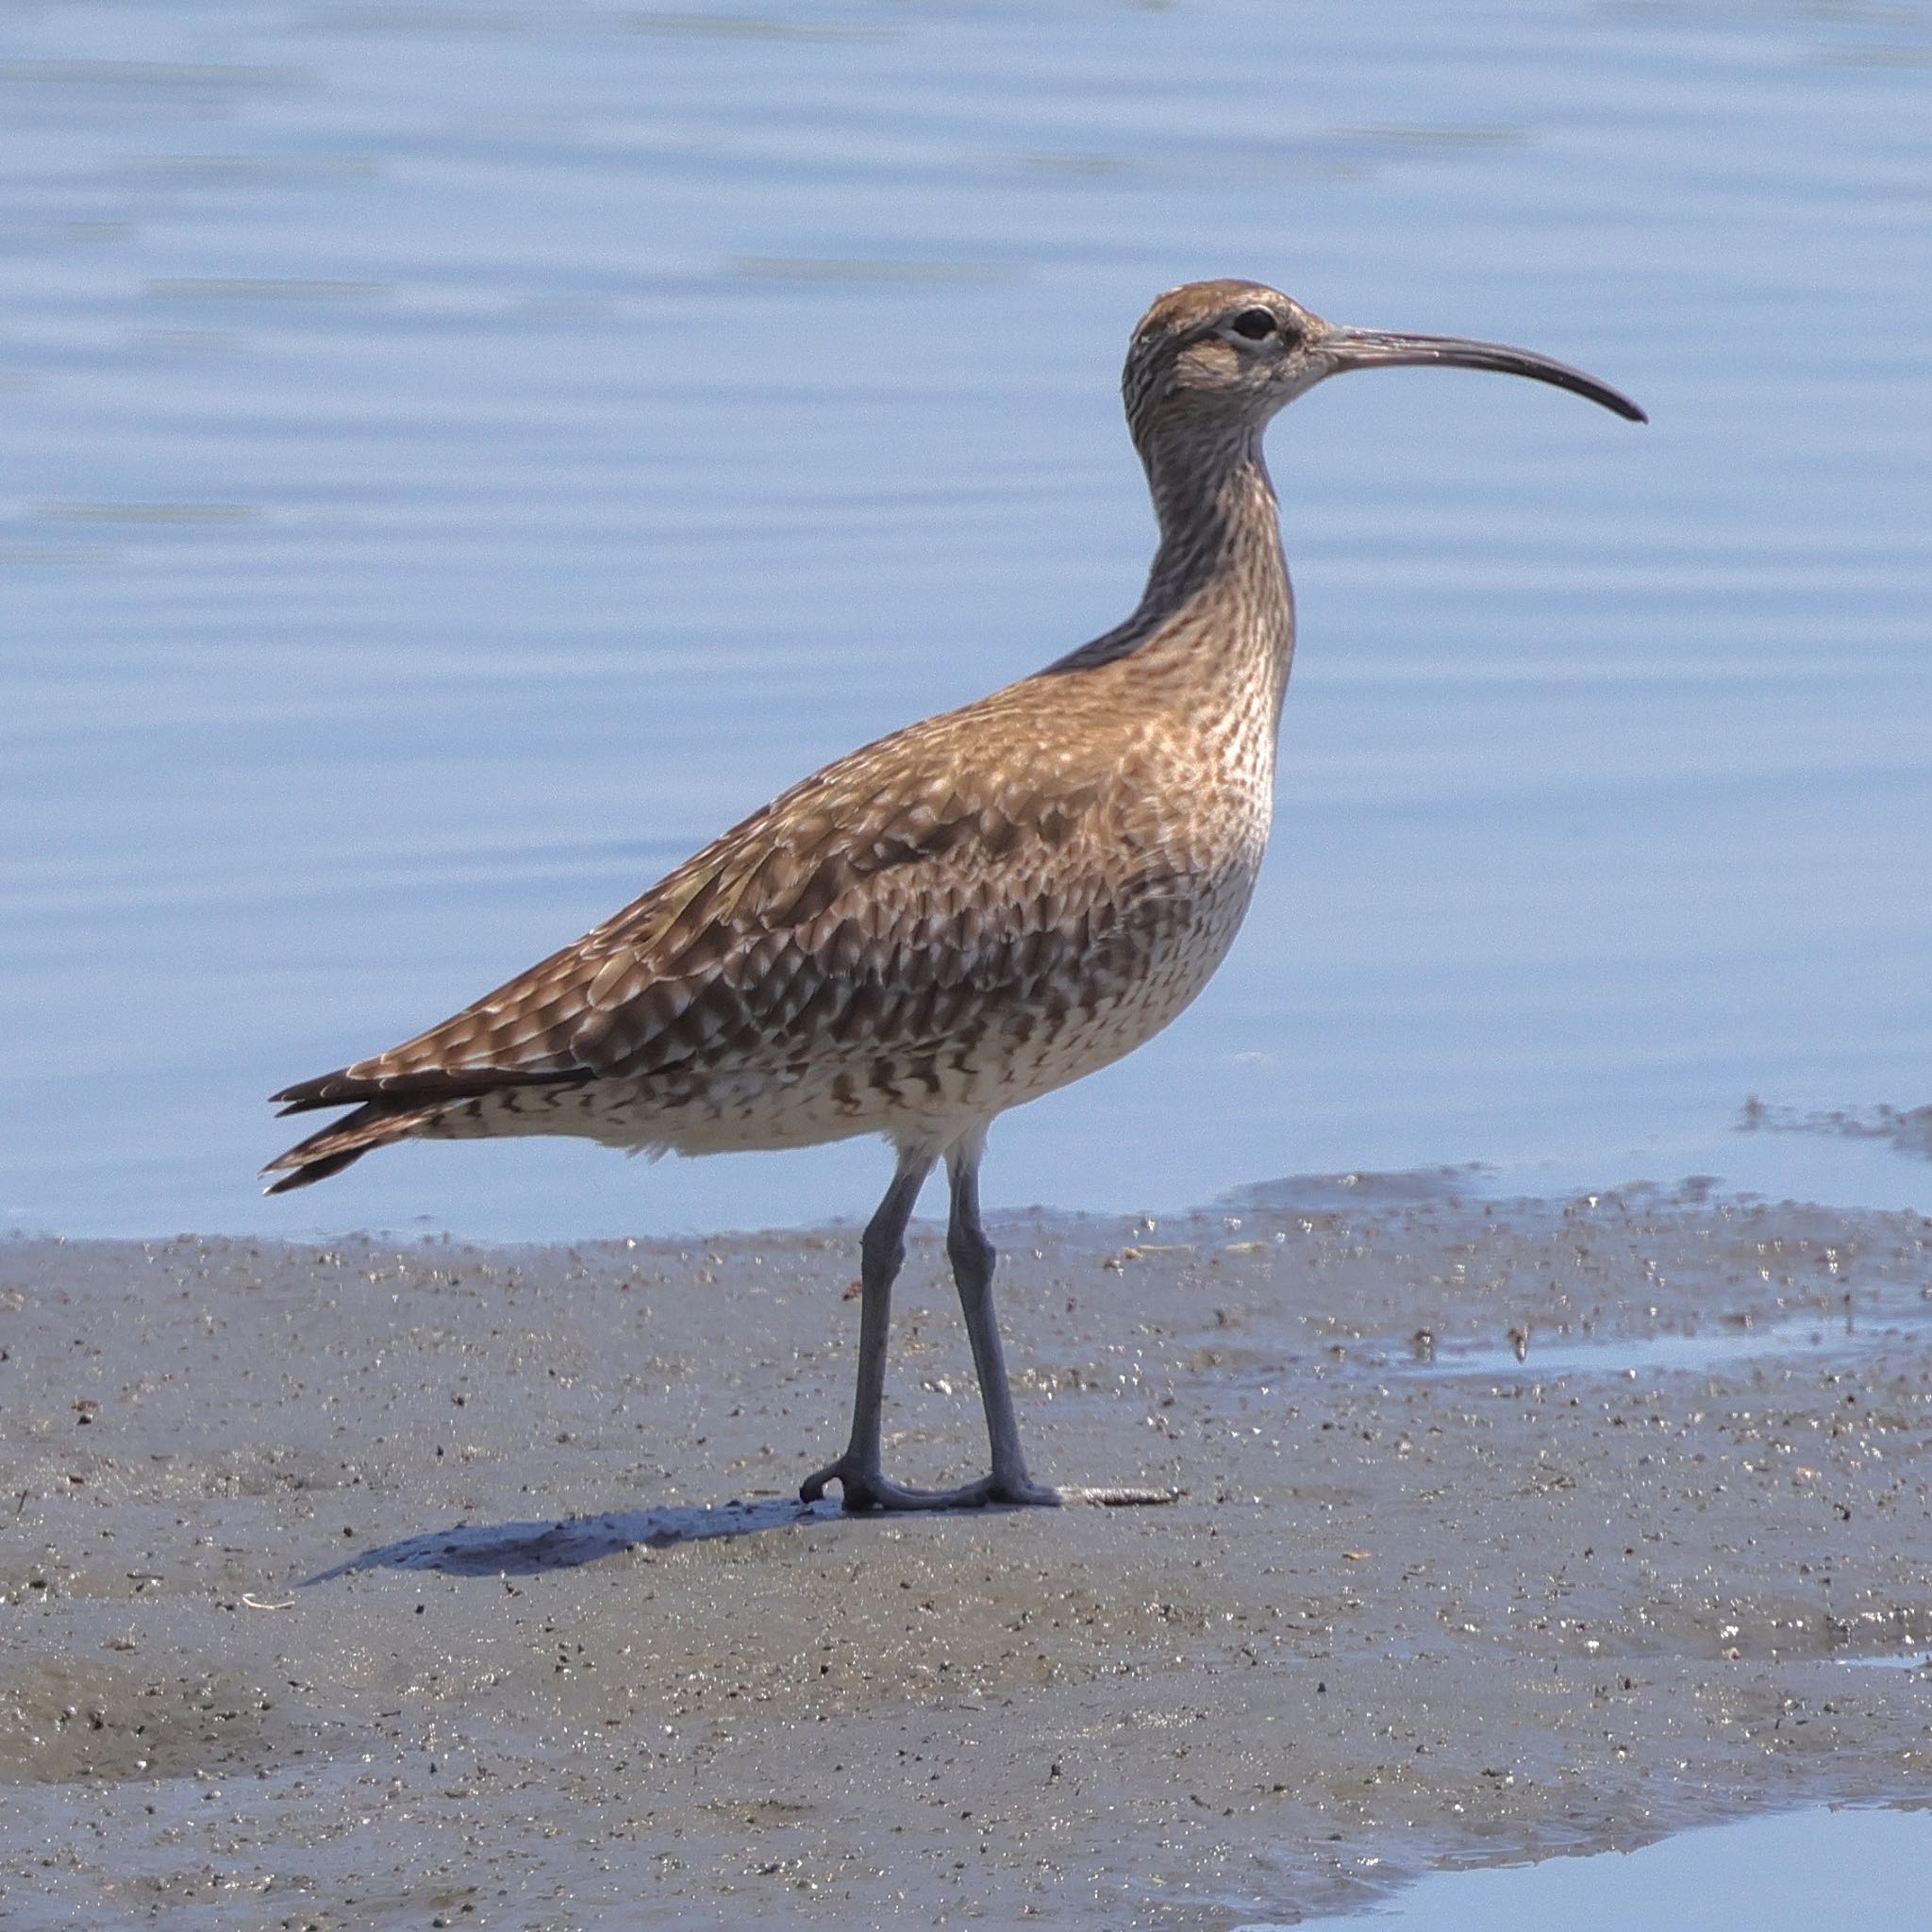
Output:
[1230, 308, 1277, 341]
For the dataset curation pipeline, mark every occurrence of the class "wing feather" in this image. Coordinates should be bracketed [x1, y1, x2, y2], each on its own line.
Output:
[272, 684, 1186, 1115]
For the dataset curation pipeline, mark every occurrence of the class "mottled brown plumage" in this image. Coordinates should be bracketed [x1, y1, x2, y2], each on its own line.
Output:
[269, 670, 1265, 1171]
[268, 279, 1641, 1510]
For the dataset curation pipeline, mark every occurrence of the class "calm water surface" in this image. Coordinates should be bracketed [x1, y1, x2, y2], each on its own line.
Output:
[3, 0, 1930, 1239]
[1253, 1805, 1932, 1932]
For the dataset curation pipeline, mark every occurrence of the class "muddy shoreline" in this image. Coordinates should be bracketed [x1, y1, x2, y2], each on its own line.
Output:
[4, 1182, 1930, 1927]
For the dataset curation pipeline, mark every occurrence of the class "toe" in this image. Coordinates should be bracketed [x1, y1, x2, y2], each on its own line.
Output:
[798, 1458, 1068, 1513]
[987, 1476, 1062, 1508]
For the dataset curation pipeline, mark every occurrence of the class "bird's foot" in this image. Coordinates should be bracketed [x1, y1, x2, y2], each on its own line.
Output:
[799, 1457, 1061, 1513]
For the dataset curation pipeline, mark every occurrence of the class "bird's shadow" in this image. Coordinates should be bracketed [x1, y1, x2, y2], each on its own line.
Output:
[303, 1495, 845, 1584]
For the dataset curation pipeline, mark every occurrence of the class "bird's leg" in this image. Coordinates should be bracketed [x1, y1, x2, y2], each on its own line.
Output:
[939, 1146, 1175, 1510]
[839, 1145, 1162, 1508]
[800, 1151, 933, 1511]
[941, 1145, 1060, 1507]
[803, 1142, 1057, 1512]
[800, 1144, 1171, 1513]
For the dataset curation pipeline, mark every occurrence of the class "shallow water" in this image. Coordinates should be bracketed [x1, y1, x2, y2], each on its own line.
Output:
[4, 0, 1930, 1241]
[1413, 1309, 1902, 1381]
[1251, 1806, 1932, 1932]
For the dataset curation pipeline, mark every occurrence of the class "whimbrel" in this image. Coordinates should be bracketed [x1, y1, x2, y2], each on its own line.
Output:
[267, 279, 1642, 1511]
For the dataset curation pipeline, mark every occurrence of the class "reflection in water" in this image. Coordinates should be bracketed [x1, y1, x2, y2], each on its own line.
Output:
[1, 1, 1929, 1240]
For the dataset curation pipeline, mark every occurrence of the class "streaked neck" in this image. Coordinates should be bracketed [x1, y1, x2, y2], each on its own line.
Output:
[1139, 420, 1286, 620]
[1046, 415, 1291, 691]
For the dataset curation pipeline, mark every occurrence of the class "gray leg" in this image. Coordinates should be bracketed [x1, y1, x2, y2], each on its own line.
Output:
[800, 1149, 932, 1511]
[799, 1139, 1174, 1514]
[944, 1144, 1058, 1507]
[924, 1144, 1169, 1507]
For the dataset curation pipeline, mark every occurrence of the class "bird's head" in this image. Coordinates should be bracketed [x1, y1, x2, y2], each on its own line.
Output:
[1123, 279, 1645, 447]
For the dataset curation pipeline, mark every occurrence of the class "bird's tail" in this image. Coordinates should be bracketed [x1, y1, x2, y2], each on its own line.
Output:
[260, 1099, 456, 1194]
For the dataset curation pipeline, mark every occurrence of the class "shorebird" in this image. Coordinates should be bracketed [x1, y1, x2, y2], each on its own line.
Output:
[267, 279, 1642, 1511]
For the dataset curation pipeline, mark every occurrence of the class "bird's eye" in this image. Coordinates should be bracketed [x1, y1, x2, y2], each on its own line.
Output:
[1230, 308, 1277, 341]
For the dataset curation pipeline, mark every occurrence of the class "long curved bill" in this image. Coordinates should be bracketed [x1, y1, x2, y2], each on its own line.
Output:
[1321, 325, 1646, 424]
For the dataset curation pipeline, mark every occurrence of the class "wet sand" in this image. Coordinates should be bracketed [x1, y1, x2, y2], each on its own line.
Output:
[3, 1180, 1930, 1928]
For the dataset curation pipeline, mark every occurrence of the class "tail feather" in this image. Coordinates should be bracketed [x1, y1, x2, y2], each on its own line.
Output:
[265, 1061, 599, 1191]
[271, 1064, 584, 1116]
[261, 1097, 462, 1193]
[263, 1148, 365, 1194]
